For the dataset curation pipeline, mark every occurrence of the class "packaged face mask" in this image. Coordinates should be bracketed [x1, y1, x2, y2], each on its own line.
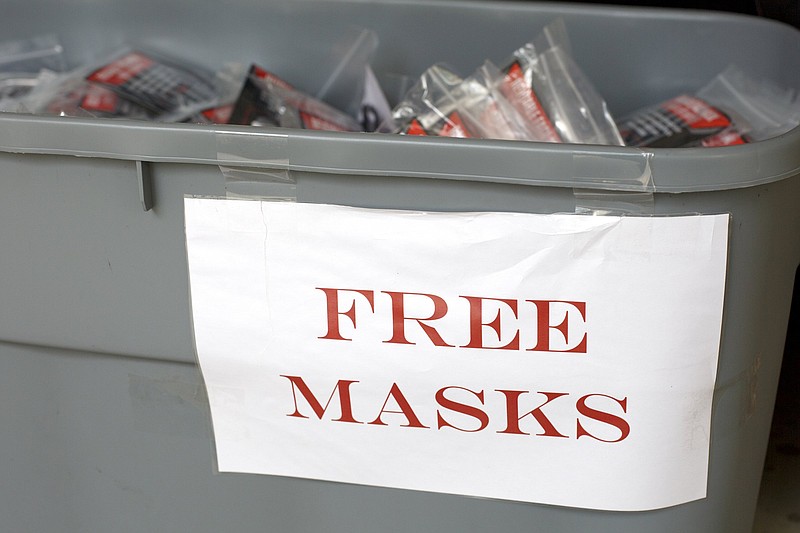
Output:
[389, 19, 624, 145]
[83, 47, 218, 118]
[618, 94, 734, 147]
[620, 64, 800, 147]
[228, 64, 361, 131]
[24, 75, 155, 119]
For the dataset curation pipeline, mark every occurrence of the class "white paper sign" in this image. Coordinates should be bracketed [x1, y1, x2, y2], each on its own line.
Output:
[184, 198, 729, 512]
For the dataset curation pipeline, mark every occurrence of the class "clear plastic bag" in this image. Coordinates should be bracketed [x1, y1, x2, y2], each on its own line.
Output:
[169, 62, 250, 124]
[523, 19, 624, 145]
[298, 25, 388, 132]
[620, 64, 800, 147]
[314, 27, 379, 120]
[26, 75, 155, 119]
[0, 35, 67, 110]
[81, 46, 218, 118]
[443, 61, 554, 141]
[389, 19, 623, 145]
[693, 64, 800, 144]
[24, 44, 220, 121]
[496, 44, 561, 143]
[227, 64, 361, 131]
[0, 70, 60, 112]
[0, 34, 65, 73]
[618, 94, 733, 147]
[391, 63, 544, 141]
[390, 64, 473, 137]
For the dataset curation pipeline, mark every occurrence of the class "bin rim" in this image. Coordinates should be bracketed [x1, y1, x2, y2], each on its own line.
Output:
[0, 112, 798, 193]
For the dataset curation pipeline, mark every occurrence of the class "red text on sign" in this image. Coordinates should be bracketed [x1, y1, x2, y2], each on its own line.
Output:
[317, 288, 587, 354]
[280, 375, 629, 442]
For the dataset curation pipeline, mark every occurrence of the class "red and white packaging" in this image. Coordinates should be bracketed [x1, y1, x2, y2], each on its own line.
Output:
[390, 65, 475, 138]
[621, 65, 800, 147]
[24, 75, 154, 119]
[619, 94, 733, 148]
[83, 47, 218, 118]
[227, 64, 361, 131]
[390, 19, 623, 145]
[498, 54, 561, 143]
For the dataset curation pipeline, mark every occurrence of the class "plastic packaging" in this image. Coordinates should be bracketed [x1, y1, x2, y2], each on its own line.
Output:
[228, 64, 361, 131]
[0, 34, 65, 74]
[523, 19, 624, 145]
[83, 47, 218, 118]
[391, 62, 546, 140]
[390, 64, 473, 137]
[0, 70, 57, 112]
[693, 65, 800, 145]
[619, 65, 800, 147]
[390, 19, 623, 145]
[497, 45, 561, 143]
[619, 93, 736, 148]
[309, 26, 389, 132]
[314, 27, 379, 120]
[182, 102, 235, 125]
[0, 35, 67, 111]
[23, 45, 221, 121]
[28, 77, 155, 119]
[475, 59, 563, 141]
[175, 63, 250, 124]
[8, 27, 795, 150]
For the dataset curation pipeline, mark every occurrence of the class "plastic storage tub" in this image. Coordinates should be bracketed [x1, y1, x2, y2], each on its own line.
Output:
[0, 0, 799, 531]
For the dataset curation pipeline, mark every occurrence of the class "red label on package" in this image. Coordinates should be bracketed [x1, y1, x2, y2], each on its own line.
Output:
[201, 104, 234, 124]
[80, 84, 120, 113]
[700, 127, 749, 147]
[620, 95, 733, 147]
[251, 66, 294, 91]
[228, 66, 360, 132]
[405, 118, 428, 136]
[502, 62, 561, 142]
[299, 111, 350, 132]
[87, 52, 155, 86]
[439, 112, 469, 137]
[403, 112, 471, 138]
[664, 96, 731, 130]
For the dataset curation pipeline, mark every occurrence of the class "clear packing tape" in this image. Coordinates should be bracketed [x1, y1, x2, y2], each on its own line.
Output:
[216, 130, 295, 202]
[573, 151, 655, 215]
[220, 165, 297, 202]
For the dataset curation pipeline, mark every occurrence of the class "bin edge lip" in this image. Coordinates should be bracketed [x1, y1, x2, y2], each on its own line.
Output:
[0, 113, 798, 194]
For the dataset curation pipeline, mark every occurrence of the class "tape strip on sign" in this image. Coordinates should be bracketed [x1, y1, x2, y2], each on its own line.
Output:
[183, 199, 730, 512]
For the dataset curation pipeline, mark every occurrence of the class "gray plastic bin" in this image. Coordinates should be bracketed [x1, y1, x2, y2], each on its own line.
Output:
[0, 1, 799, 532]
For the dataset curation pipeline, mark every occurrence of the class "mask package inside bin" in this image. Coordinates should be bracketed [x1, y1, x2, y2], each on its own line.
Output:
[227, 64, 361, 131]
[619, 64, 800, 147]
[84, 47, 219, 118]
[5, 22, 798, 149]
[389, 18, 624, 146]
[35, 78, 156, 119]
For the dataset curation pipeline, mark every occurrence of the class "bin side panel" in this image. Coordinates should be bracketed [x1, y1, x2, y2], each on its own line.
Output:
[0, 154, 222, 362]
